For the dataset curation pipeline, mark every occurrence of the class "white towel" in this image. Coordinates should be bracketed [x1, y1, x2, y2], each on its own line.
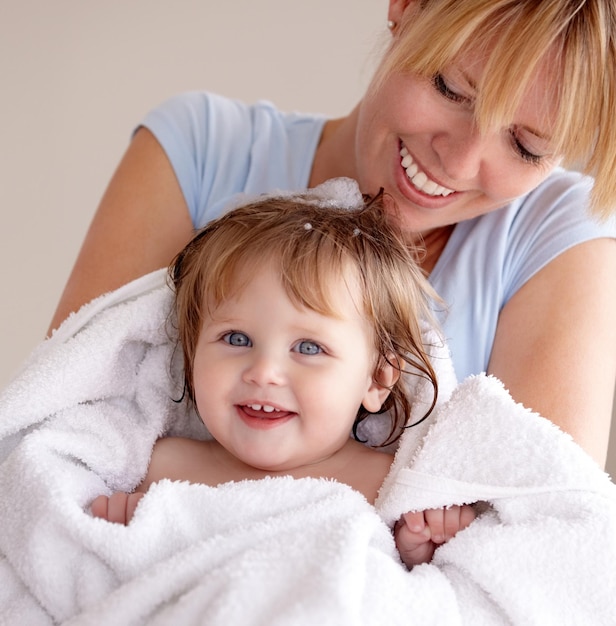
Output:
[1, 269, 615, 625]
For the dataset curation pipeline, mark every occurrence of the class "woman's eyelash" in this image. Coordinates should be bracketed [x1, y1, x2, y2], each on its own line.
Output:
[509, 130, 542, 165]
[434, 73, 544, 166]
[432, 74, 468, 104]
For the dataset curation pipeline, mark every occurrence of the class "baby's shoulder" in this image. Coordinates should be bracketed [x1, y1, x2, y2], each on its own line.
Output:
[144, 437, 214, 486]
[336, 440, 394, 504]
[150, 435, 210, 460]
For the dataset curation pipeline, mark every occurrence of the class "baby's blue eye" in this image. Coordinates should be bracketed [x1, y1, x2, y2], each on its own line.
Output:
[294, 340, 322, 355]
[223, 331, 251, 347]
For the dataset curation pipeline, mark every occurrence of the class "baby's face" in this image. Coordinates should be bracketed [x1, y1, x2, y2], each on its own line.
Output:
[191, 264, 386, 472]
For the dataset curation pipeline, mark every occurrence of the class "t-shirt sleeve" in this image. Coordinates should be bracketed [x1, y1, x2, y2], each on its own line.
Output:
[502, 170, 616, 304]
[138, 92, 325, 229]
[429, 167, 616, 380]
[139, 91, 255, 227]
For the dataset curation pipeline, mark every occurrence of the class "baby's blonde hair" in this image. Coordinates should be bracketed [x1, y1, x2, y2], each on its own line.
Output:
[376, 0, 616, 218]
[170, 191, 439, 447]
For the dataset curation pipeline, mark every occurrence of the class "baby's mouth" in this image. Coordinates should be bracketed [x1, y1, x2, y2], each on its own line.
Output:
[245, 403, 280, 414]
[240, 404, 294, 419]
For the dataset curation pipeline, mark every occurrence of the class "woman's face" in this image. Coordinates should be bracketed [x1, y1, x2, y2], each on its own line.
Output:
[354, 45, 562, 235]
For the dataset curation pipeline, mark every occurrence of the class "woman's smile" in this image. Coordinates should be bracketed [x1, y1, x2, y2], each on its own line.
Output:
[399, 144, 455, 198]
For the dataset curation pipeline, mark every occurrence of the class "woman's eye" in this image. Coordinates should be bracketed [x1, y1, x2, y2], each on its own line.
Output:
[223, 331, 251, 347]
[294, 340, 322, 356]
[509, 129, 543, 165]
[432, 74, 468, 104]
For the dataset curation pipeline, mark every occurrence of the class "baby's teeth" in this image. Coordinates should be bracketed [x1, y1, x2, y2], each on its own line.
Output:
[248, 403, 278, 413]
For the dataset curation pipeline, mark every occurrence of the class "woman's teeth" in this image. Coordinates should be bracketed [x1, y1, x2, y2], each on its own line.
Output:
[400, 147, 454, 197]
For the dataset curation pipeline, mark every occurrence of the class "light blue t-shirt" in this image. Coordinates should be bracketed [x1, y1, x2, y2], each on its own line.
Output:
[141, 91, 615, 381]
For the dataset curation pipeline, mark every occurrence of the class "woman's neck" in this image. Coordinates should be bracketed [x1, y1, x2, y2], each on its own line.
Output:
[309, 105, 454, 276]
[411, 225, 455, 275]
[309, 107, 360, 187]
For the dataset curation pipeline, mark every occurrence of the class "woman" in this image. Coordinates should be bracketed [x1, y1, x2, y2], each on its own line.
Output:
[49, 0, 616, 466]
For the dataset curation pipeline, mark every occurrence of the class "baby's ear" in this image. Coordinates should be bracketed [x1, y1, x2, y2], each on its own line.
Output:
[362, 354, 402, 413]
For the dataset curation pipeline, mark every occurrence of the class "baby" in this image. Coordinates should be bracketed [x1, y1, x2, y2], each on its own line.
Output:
[92, 189, 475, 567]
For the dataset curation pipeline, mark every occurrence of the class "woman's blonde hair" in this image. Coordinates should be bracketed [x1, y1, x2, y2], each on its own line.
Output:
[377, 0, 616, 218]
[170, 192, 439, 447]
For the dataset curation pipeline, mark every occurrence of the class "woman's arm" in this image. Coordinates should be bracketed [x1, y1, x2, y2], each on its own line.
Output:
[488, 238, 616, 467]
[47, 127, 194, 334]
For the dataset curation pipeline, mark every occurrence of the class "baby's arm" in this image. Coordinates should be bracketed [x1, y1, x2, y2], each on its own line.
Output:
[90, 437, 197, 524]
[394, 505, 476, 568]
[91, 491, 145, 525]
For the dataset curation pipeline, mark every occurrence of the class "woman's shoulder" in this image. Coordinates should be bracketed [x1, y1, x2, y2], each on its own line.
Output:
[502, 168, 614, 250]
[139, 91, 328, 228]
[451, 168, 613, 254]
[518, 166, 594, 216]
[430, 167, 615, 378]
[141, 90, 326, 142]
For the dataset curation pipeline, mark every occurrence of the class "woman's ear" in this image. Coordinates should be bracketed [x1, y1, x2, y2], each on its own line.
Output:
[388, 0, 418, 29]
[362, 354, 402, 413]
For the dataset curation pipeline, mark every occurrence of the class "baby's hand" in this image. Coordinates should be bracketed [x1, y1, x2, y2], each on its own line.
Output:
[91, 492, 145, 525]
[394, 505, 476, 568]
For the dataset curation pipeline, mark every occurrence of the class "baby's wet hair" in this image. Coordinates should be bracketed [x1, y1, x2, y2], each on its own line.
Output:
[170, 190, 439, 447]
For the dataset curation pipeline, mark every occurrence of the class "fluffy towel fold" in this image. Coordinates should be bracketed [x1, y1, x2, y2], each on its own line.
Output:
[1, 269, 615, 625]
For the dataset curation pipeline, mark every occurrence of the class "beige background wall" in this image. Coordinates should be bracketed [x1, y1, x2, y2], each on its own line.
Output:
[1, 0, 615, 477]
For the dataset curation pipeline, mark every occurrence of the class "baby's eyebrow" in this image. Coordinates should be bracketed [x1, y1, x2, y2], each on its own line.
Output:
[205, 315, 241, 328]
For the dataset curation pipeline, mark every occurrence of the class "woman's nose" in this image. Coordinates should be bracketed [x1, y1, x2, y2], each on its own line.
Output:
[432, 123, 488, 183]
[242, 351, 286, 386]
